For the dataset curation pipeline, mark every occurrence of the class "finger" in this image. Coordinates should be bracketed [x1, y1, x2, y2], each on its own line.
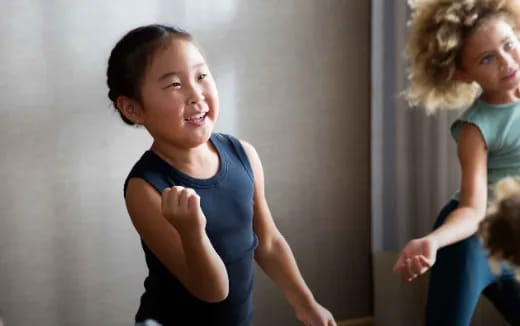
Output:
[409, 255, 426, 275]
[417, 254, 432, 267]
[172, 185, 184, 195]
[177, 187, 192, 209]
[328, 318, 337, 326]
[171, 186, 184, 207]
[161, 187, 171, 201]
[410, 260, 421, 281]
[321, 317, 330, 326]
[405, 258, 416, 282]
[187, 191, 200, 211]
[392, 254, 407, 273]
[161, 187, 171, 194]
[412, 256, 423, 277]
[404, 258, 412, 280]
[161, 188, 172, 212]
[412, 256, 425, 276]
[414, 256, 424, 275]
[416, 255, 432, 274]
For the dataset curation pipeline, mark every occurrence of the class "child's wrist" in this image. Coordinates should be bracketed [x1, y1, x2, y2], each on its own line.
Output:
[180, 229, 207, 248]
[424, 233, 440, 249]
[291, 291, 316, 314]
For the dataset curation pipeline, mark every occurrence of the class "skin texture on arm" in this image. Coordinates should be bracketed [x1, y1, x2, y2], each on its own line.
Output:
[125, 178, 229, 302]
[429, 123, 488, 246]
[393, 123, 488, 282]
[240, 140, 336, 326]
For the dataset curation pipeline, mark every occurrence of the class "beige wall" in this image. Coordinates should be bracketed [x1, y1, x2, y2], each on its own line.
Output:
[0, 1, 371, 325]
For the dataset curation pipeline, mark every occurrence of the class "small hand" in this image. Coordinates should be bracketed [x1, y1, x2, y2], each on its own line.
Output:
[296, 301, 336, 326]
[161, 186, 206, 238]
[392, 236, 438, 282]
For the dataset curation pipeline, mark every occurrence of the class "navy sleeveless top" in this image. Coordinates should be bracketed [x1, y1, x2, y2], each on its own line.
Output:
[124, 133, 258, 326]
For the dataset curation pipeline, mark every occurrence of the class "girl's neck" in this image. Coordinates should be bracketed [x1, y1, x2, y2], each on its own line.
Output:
[150, 138, 220, 179]
[481, 87, 520, 105]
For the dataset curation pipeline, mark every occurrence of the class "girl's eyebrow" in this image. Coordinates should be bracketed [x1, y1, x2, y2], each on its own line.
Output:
[157, 63, 206, 81]
[473, 36, 513, 61]
[474, 50, 493, 61]
[502, 35, 512, 43]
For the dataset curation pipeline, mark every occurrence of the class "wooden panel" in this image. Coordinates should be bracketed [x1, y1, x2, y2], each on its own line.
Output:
[337, 316, 374, 326]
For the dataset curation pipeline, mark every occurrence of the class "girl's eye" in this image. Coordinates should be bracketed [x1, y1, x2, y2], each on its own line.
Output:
[480, 55, 494, 64]
[198, 73, 207, 80]
[167, 82, 181, 88]
[505, 41, 515, 50]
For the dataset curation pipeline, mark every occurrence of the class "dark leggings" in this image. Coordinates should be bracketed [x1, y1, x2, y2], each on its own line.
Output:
[425, 200, 520, 326]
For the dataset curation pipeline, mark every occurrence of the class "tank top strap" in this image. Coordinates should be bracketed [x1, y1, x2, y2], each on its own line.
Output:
[214, 133, 254, 182]
[123, 151, 173, 196]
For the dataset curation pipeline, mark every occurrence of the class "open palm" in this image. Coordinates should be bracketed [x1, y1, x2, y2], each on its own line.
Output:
[392, 237, 438, 282]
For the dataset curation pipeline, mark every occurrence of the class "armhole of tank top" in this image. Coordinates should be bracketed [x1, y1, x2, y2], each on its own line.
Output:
[124, 151, 176, 198]
[124, 174, 171, 198]
[218, 133, 254, 182]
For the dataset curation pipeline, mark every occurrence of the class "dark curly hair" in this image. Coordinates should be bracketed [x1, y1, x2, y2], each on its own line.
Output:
[106, 24, 192, 125]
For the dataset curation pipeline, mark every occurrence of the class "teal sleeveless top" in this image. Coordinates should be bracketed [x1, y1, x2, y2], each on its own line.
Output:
[451, 98, 520, 200]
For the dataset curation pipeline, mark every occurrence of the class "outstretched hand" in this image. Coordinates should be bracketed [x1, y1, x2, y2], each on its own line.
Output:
[296, 301, 336, 326]
[393, 237, 438, 282]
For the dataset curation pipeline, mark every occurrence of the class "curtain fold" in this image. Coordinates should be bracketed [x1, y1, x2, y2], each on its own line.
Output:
[371, 0, 460, 252]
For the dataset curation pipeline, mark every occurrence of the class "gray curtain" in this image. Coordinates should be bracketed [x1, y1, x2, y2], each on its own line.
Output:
[371, 0, 460, 253]
[371, 0, 508, 325]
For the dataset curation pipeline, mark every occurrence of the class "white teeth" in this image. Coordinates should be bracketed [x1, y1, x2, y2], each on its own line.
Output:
[185, 113, 206, 121]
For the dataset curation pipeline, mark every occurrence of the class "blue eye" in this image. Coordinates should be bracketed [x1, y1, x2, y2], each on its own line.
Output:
[505, 40, 515, 50]
[480, 55, 494, 64]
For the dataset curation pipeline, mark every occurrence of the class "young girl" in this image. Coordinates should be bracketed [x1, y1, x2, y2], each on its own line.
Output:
[392, 0, 520, 325]
[106, 24, 335, 326]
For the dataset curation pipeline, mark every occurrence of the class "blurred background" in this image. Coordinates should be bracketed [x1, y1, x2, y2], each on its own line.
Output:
[0, 1, 371, 325]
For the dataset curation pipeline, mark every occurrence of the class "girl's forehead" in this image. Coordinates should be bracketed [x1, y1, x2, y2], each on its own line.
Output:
[469, 19, 515, 43]
[463, 19, 516, 53]
[148, 39, 205, 74]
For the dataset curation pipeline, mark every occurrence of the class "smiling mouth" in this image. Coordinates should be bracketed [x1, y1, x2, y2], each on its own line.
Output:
[184, 112, 208, 122]
[502, 69, 518, 80]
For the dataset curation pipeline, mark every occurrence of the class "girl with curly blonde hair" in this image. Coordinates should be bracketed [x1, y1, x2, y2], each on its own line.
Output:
[479, 177, 520, 269]
[392, 0, 520, 324]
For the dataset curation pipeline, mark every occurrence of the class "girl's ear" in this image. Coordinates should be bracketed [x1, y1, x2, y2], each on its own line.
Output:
[116, 96, 145, 125]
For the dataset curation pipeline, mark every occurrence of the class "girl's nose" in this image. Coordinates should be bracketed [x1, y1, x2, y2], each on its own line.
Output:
[499, 53, 516, 71]
[187, 84, 204, 105]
